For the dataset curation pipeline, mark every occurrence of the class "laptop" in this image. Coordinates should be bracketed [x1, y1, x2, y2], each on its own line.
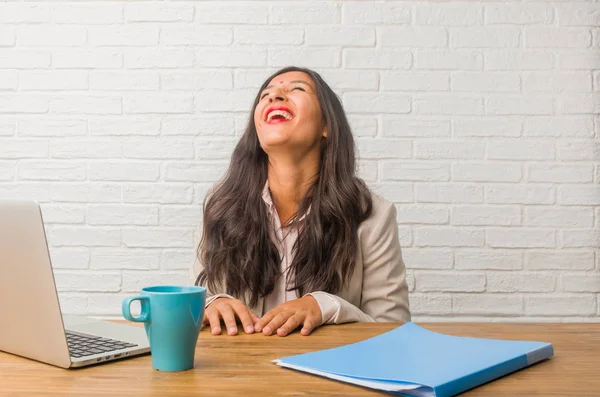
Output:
[0, 200, 150, 368]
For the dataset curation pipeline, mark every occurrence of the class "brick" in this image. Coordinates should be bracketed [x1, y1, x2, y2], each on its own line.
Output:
[0, 139, 47, 159]
[49, 96, 121, 115]
[416, 183, 483, 204]
[49, 183, 121, 203]
[234, 69, 278, 89]
[402, 249, 453, 270]
[20, 70, 87, 91]
[415, 140, 484, 160]
[161, 26, 232, 46]
[165, 162, 227, 183]
[527, 164, 593, 183]
[487, 229, 555, 248]
[452, 163, 522, 182]
[90, 71, 159, 91]
[358, 160, 377, 183]
[525, 250, 594, 270]
[124, 94, 193, 115]
[47, 226, 120, 247]
[162, 71, 232, 92]
[355, 138, 410, 159]
[558, 186, 600, 205]
[0, 71, 16, 90]
[344, 93, 410, 114]
[125, 48, 194, 69]
[123, 184, 193, 205]
[485, 184, 554, 205]
[559, 51, 600, 70]
[122, 228, 193, 249]
[395, 204, 449, 225]
[51, 140, 121, 159]
[453, 294, 523, 315]
[451, 72, 520, 92]
[0, 95, 48, 114]
[485, 96, 553, 115]
[162, 116, 235, 136]
[39, 204, 86, 224]
[485, 4, 554, 24]
[382, 118, 450, 138]
[416, 4, 482, 26]
[88, 205, 158, 226]
[561, 230, 600, 248]
[88, 26, 158, 46]
[0, 183, 51, 201]
[525, 27, 591, 48]
[343, 3, 411, 24]
[197, 48, 266, 68]
[409, 294, 452, 315]
[524, 116, 594, 137]
[452, 205, 521, 226]
[379, 27, 447, 47]
[0, 49, 50, 69]
[556, 140, 600, 161]
[0, 4, 50, 23]
[383, 162, 449, 182]
[52, 49, 121, 69]
[89, 162, 159, 182]
[50, 248, 89, 269]
[89, 117, 160, 137]
[0, 25, 15, 47]
[194, 138, 237, 160]
[416, 272, 485, 292]
[87, 293, 131, 315]
[450, 27, 520, 48]
[452, 118, 522, 137]
[343, 49, 411, 70]
[123, 138, 195, 160]
[381, 72, 449, 91]
[18, 26, 86, 46]
[415, 227, 484, 247]
[370, 183, 413, 203]
[195, 3, 266, 23]
[57, 294, 87, 315]
[122, 271, 189, 292]
[556, 93, 599, 114]
[523, 72, 592, 92]
[557, 4, 600, 26]
[54, 271, 121, 293]
[487, 139, 555, 160]
[272, 3, 340, 23]
[560, 275, 600, 292]
[194, 183, 213, 204]
[0, 117, 15, 136]
[270, 48, 339, 68]
[161, 249, 195, 270]
[125, 3, 194, 22]
[456, 250, 522, 270]
[19, 161, 86, 181]
[52, 4, 123, 24]
[347, 116, 377, 137]
[488, 272, 556, 292]
[484, 50, 555, 70]
[415, 95, 483, 115]
[160, 206, 203, 226]
[415, 49, 482, 70]
[525, 295, 596, 316]
[236, 27, 303, 45]
[195, 89, 255, 112]
[307, 26, 374, 46]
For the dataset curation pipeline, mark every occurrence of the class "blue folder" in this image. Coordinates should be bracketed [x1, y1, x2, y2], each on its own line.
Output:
[274, 322, 554, 397]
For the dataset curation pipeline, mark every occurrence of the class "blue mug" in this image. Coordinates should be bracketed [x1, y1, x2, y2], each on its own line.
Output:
[122, 285, 206, 372]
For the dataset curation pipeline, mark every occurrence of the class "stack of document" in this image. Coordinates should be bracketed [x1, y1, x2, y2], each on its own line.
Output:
[274, 322, 553, 397]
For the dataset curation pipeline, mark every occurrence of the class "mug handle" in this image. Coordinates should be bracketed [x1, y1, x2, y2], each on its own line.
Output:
[122, 296, 151, 322]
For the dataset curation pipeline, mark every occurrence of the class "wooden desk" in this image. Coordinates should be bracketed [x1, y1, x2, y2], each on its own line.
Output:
[1, 322, 599, 396]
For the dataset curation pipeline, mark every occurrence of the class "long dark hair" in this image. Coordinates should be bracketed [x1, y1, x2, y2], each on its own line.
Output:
[196, 66, 373, 307]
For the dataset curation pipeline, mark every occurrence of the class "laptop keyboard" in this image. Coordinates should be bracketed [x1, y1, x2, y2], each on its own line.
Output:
[66, 331, 138, 358]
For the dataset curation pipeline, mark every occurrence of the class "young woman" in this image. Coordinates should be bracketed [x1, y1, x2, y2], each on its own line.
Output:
[192, 66, 410, 337]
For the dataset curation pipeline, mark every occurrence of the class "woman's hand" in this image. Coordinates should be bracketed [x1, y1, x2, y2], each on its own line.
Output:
[255, 295, 322, 337]
[203, 297, 260, 336]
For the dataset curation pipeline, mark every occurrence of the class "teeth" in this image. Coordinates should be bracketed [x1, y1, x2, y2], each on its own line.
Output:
[267, 109, 293, 121]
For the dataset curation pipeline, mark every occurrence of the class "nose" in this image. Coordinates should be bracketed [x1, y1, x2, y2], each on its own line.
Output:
[267, 87, 286, 103]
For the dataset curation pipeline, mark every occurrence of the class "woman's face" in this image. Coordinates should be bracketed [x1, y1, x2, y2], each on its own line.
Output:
[254, 71, 327, 156]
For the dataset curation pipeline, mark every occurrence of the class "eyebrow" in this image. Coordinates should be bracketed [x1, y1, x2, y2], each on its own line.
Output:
[261, 80, 312, 92]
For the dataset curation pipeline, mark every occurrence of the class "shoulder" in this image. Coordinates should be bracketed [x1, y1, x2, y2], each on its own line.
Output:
[358, 191, 397, 240]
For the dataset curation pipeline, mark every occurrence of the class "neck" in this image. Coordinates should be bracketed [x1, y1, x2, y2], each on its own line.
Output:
[267, 150, 320, 225]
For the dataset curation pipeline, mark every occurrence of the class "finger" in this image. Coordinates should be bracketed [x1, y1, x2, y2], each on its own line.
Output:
[300, 315, 321, 336]
[219, 303, 239, 336]
[277, 313, 304, 337]
[205, 308, 222, 335]
[250, 311, 260, 324]
[255, 309, 278, 332]
[263, 311, 292, 336]
[231, 302, 255, 334]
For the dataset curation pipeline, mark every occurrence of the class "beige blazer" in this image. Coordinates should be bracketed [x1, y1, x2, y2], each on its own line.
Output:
[189, 192, 411, 324]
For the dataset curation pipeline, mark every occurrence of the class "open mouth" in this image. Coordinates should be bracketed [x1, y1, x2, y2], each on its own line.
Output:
[265, 108, 294, 124]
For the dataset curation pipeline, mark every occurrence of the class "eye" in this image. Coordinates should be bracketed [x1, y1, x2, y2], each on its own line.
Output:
[260, 92, 268, 100]
[292, 87, 305, 92]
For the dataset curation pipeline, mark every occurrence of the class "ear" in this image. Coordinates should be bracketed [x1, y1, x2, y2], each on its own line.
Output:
[322, 126, 327, 138]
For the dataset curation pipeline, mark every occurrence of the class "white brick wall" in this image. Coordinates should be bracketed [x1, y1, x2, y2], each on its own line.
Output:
[0, 1, 598, 322]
